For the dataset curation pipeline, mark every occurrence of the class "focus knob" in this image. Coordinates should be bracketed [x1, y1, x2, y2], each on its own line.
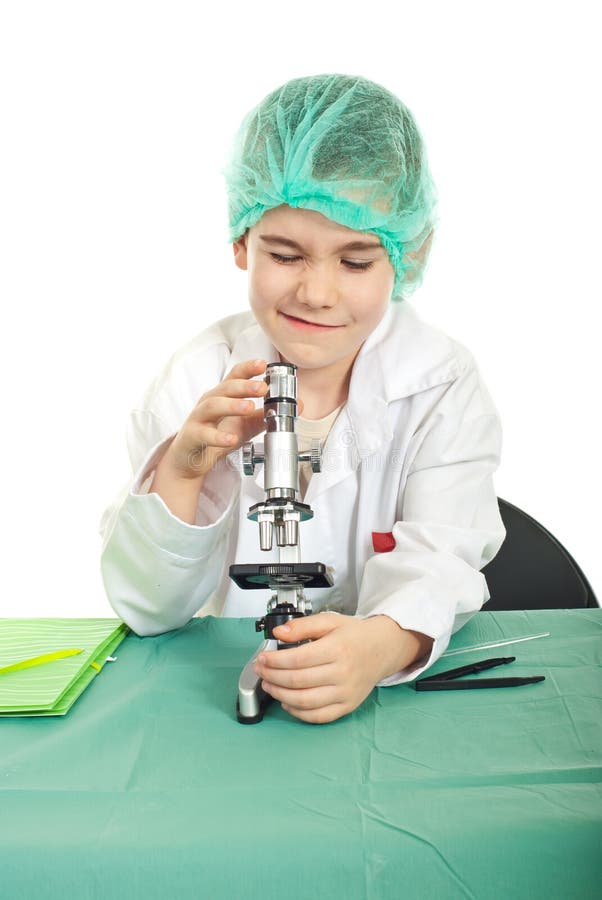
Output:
[243, 443, 255, 475]
[310, 439, 322, 473]
[298, 439, 322, 472]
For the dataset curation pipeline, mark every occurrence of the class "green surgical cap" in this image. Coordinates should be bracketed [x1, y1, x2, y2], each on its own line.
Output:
[221, 73, 439, 301]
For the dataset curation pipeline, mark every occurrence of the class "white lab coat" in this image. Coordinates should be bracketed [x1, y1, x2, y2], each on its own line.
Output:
[99, 300, 506, 686]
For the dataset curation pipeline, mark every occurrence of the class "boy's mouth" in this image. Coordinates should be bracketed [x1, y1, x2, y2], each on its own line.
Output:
[280, 312, 345, 331]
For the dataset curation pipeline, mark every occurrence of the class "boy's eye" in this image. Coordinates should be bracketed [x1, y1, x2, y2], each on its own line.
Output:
[269, 252, 374, 271]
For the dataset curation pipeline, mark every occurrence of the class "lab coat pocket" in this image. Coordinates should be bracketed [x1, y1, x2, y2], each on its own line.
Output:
[372, 531, 396, 553]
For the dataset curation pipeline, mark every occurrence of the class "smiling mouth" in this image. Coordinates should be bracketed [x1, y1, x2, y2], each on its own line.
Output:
[281, 312, 343, 328]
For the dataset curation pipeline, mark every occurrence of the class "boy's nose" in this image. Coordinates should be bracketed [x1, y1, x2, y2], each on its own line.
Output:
[295, 271, 339, 308]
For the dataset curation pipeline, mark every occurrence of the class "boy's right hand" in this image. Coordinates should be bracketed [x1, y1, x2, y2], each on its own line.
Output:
[157, 358, 302, 482]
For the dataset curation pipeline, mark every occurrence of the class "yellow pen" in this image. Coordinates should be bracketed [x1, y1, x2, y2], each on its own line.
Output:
[0, 648, 83, 676]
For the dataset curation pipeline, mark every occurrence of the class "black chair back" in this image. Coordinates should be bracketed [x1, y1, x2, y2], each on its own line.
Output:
[481, 498, 598, 611]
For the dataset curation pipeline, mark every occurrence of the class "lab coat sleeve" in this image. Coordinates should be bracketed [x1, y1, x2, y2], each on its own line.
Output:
[99, 406, 241, 637]
[355, 360, 507, 687]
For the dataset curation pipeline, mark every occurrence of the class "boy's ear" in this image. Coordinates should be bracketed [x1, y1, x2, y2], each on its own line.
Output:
[232, 232, 249, 271]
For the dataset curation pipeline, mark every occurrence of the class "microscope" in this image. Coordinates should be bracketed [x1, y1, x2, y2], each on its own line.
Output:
[229, 362, 334, 723]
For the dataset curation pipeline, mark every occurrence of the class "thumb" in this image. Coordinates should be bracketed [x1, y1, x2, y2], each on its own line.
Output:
[273, 612, 341, 643]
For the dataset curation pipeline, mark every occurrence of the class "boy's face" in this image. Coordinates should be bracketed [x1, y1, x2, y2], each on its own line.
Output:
[232, 205, 395, 380]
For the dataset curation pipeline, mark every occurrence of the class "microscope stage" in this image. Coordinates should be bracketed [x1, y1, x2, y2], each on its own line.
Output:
[229, 562, 334, 590]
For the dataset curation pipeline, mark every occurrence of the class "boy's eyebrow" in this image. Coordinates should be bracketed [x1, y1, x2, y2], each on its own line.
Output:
[259, 234, 384, 252]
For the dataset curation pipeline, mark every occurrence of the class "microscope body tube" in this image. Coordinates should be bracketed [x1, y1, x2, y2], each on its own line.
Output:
[263, 367, 304, 610]
[264, 429, 299, 499]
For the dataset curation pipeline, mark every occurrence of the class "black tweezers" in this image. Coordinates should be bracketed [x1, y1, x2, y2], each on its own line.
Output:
[414, 656, 546, 691]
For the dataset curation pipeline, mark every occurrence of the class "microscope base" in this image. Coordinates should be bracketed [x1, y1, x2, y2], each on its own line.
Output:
[236, 695, 271, 724]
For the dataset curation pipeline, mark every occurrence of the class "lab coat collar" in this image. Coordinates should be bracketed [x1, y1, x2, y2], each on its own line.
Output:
[227, 301, 461, 500]
[347, 300, 462, 452]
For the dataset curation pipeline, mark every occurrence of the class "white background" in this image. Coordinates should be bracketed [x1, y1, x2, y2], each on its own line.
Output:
[1, 1, 600, 616]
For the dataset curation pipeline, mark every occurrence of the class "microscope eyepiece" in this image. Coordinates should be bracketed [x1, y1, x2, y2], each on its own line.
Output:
[264, 362, 297, 414]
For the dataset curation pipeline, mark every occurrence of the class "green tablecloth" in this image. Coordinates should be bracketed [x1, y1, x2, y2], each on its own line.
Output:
[1, 609, 601, 899]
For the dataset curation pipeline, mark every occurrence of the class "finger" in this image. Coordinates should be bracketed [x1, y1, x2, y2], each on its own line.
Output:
[187, 429, 238, 474]
[206, 395, 267, 422]
[188, 423, 240, 453]
[272, 612, 343, 646]
[224, 358, 267, 382]
[262, 681, 342, 711]
[254, 660, 338, 690]
[281, 701, 348, 724]
[194, 396, 258, 422]
[259, 630, 340, 670]
[197, 377, 267, 405]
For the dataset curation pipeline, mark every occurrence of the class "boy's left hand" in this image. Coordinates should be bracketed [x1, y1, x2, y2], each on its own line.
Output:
[252, 612, 433, 724]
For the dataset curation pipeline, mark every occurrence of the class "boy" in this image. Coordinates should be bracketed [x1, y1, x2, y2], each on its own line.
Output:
[100, 74, 506, 723]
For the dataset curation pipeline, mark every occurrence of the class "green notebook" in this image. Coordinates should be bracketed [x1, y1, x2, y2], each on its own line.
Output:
[0, 618, 129, 717]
